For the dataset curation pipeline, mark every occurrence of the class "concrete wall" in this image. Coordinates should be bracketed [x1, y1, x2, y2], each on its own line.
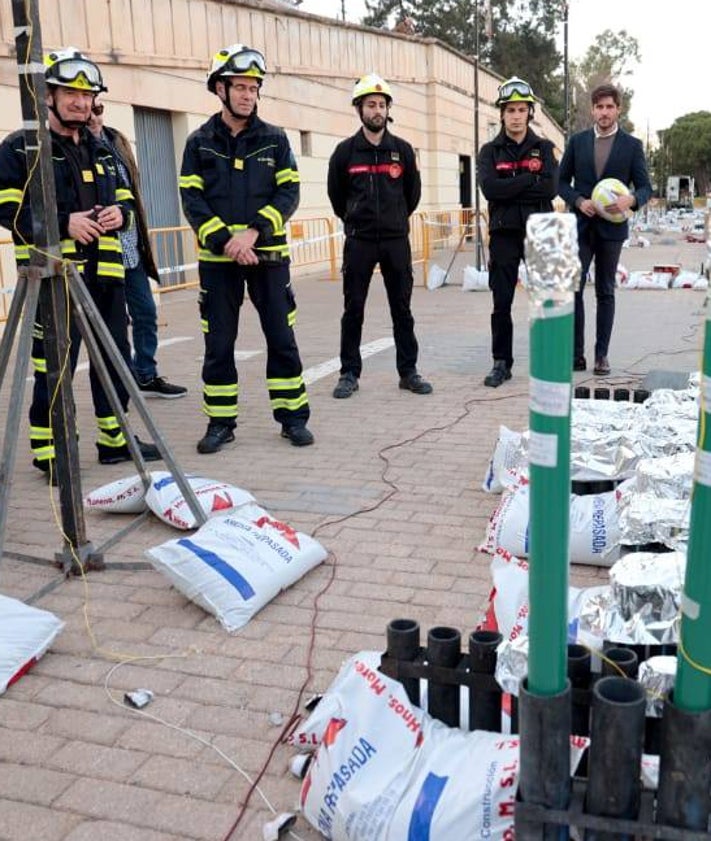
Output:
[0, 0, 564, 220]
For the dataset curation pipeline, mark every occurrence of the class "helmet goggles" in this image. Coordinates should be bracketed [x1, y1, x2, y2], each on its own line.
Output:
[220, 49, 266, 78]
[47, 58, 105, 91]
[499, 79, 533, 101]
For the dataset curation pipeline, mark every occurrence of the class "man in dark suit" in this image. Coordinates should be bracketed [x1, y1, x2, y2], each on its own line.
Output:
[558, 83, 652, 375]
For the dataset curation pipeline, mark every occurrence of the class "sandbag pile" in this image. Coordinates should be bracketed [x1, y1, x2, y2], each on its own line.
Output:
[85, 472, 328, 632]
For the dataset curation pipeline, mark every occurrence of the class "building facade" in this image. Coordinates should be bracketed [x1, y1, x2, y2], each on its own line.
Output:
[0, 0, 564, 233]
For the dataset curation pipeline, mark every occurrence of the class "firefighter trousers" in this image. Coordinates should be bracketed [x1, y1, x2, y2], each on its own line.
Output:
[339, 236, 419, 378]
[198, 261, 309, 429]
[29, 281, 132, 465]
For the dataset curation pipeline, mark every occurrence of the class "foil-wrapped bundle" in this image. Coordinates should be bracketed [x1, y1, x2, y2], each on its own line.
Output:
[625, 419, 697, 461]
[609, 551, 686, 622]
[494, 636, 529, 696]
[634, 452, 695, 499]
[638, 655, 677, 717]
[617, 493, 690, 551]
[642, 386, 698, 421]
[576, 581, 680, 647]
[570, 400, 643, 480]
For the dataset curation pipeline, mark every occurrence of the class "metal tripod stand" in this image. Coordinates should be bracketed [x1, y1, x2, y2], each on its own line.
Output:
[0, 261, 206, 576]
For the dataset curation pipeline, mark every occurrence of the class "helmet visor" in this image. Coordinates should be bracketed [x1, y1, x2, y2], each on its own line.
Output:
[222, 49, 266, 76]
[48, 58, 103, 89]
[498, 79, 533, 101]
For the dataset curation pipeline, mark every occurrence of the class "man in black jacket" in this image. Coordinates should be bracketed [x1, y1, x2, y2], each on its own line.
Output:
[327, 74, 432, 399]
[477, 76, 559, 387]
[179, 44, 312, 452]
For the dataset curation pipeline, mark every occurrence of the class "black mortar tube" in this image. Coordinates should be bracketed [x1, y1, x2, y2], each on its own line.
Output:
[657, 691, 711, 831]
[601, 647, 638, 679]
[584, 676, 646, 841]
[427, 626, 460, 727]
[386, 618, 420, 705]
[469, 630, 503, 731]
[568, 643, 591, 738]
[518, 678, 572, 841]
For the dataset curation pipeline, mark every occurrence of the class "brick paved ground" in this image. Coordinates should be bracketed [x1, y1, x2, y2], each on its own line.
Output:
[0, 225, 706, 840]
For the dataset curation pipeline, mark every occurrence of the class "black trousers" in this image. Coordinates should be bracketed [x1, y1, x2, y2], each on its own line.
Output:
[339, 236, 418, 378]
[575, 228, 624, 360]
[198, 261, 309, 429]
[488, 230, 525, 368]
[29, 281, 131, 455]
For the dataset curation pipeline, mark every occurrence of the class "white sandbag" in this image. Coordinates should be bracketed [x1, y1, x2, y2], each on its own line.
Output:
[84, 473, 147, 514]
[145, 511, 327, 632]
[482, 426, 525, 493]
[615, 264, 629, 285]
[298, 652, 587, 841]
[693, 276, 709, 290]
[426, 264, 447, 290]
[144, 471, 257, 530]
[462, 265, 489, 291]
[671, 271, 703, 289]
[479, 479, 620, 566]
[0, 593, 64, 694]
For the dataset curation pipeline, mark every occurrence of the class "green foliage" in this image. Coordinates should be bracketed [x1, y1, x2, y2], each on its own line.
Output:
[657, 112, 711, 196]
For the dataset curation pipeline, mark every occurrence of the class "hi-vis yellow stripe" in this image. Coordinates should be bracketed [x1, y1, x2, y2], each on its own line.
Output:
[275, 168, 299, 185]
[116, 187, 134, 202]
[98, 236, 122, 252]
[179, 174, 205, 190]
[258, 205, 283, 233]
[0, 187, 22, 204]
[97, 262, 125, 279]
[204, 383, 239, 397]
[198, 216, 227, 245]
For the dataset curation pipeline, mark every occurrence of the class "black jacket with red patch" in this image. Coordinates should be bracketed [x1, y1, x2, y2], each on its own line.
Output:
[327, 127, 421, 240]
[477, 127, 558, 233]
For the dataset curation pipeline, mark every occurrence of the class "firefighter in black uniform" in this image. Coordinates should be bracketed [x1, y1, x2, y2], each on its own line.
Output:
[478, 76, 559, 387]
[180, 43, 313, 453]
[327, 74, 432, 400]
[0, 48, 160, 480]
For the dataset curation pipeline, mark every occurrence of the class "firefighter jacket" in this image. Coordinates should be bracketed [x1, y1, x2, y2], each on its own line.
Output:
[327, 127, 421, 240]
[0, 127, 133, 282]
[179, 112, 300, 264]
[477, 127, 558, 234]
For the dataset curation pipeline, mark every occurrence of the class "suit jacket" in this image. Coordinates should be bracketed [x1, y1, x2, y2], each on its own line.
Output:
[558, 127, 652, 242]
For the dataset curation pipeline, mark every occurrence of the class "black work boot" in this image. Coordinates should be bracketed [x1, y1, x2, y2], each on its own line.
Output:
[97, 436, 162, 464]
[281, 424, 315, 447]
[196, 423, 235, 455]
[484, 360, 512, 388]
[333, 373, 359, 399]
[399, 372, 433, 394]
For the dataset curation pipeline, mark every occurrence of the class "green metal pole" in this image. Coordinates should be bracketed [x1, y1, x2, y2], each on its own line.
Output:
[674, 287, 711, 712]
[525, 214, 578, 696]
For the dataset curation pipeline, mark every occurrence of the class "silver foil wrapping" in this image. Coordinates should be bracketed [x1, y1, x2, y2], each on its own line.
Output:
[635, 451, 695, 498]
[617, 490, 690, 552]
[494, 636, 529, 696]
[610, 551, 686, 621]
[638, 656, 677, 717]
[524, 212, 579, 313]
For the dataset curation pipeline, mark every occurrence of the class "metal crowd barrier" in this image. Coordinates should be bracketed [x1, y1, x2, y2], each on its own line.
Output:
[0, 207, 491, 322]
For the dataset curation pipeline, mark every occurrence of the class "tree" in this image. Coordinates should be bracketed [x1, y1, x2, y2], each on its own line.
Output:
[657, 112, 711, 197]
[362, 0, 572, 126]
[568, 29, 641, 133]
